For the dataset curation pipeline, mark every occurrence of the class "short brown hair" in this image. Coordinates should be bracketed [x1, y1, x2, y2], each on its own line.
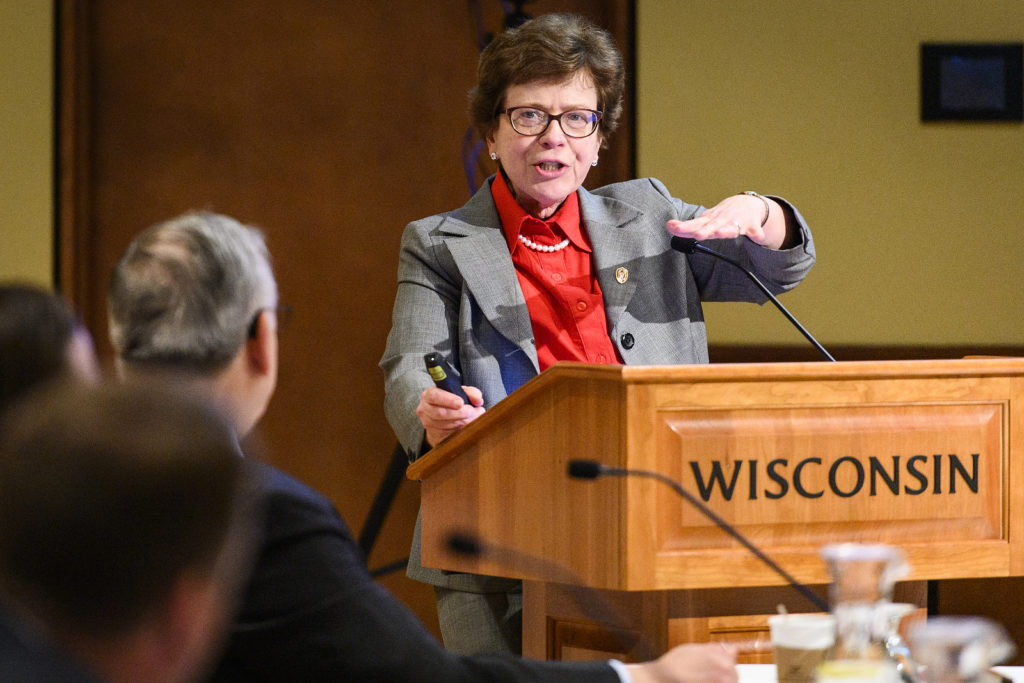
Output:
[0, 284, 77, 415]
[469, 13, 625, 143]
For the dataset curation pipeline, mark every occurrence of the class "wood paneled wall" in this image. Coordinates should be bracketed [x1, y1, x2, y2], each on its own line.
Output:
[57, 0, 633, 637]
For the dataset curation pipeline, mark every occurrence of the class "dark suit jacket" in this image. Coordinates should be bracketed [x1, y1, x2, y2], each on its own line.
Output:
[0, 602, 104, 683]
[207, 460, 619, 682]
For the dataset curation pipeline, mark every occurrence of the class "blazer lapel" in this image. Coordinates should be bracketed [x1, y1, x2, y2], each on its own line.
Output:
[440, 185, 539, 370]
[579, 187, 646, 333]
[437, 183, 649, 371]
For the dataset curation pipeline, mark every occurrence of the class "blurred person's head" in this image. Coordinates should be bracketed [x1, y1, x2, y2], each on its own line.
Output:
[0, 380, 258, 683]
[108, 212, 280, 436]
[0, 283, 99, 415]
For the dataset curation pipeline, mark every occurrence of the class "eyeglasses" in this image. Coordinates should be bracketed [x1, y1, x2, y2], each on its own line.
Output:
[247, 304, 292, 339]
[501, 106, 603, 138]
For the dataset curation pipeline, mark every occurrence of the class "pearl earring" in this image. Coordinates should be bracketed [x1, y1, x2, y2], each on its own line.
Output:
[490, 152, 497, 161]
[591, 158, 598, 167]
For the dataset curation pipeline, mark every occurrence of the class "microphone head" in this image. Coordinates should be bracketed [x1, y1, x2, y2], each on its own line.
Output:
[670, 236, 697, 254]
[567, 460, 604, 480]
[445, 531, 484, 557]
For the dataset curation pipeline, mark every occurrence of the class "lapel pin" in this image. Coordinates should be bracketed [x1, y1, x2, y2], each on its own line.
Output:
[615, 267, 629, 284]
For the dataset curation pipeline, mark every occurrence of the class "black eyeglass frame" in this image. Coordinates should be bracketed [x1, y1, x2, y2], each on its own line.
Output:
[247, 304, 292, 339]
[500, 106, 603, 138]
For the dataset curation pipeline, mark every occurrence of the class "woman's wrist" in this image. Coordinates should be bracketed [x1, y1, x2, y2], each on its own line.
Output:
[740, 191, 770, 227]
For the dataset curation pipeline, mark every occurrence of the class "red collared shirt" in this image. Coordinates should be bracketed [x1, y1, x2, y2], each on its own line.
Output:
[493, 173, 622, 371]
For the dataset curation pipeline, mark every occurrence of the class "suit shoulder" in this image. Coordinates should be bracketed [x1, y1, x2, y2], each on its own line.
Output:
[251, 461, 355, 539]
[404, 207, 457, 230]
[402, 182, 497, 242]
[581, 177, 686, 224]
[400, 210, 452, 243]
[587, 177, 673, 201]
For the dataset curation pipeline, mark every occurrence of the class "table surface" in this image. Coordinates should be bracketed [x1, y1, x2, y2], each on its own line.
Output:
[737, 664, 1024, 682]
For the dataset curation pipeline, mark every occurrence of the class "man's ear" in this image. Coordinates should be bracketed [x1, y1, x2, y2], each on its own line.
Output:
[244, 312, 274, 375]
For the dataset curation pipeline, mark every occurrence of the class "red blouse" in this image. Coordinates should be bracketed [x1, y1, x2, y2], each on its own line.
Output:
[493, 173, 622, 371]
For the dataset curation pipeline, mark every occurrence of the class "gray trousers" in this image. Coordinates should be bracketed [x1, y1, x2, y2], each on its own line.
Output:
[434, 586, 523, 655]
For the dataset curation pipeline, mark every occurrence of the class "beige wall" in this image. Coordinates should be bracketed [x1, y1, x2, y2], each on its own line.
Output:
[0, 2, 53, 286]
[637, 1, 1023, 347]
[9, 4, 1023, 342]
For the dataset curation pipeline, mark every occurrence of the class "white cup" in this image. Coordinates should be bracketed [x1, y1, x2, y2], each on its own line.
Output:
[769, 613, 836, 683]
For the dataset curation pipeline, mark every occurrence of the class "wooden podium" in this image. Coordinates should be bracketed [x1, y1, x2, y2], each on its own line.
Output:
[406, 358, 1024, 662]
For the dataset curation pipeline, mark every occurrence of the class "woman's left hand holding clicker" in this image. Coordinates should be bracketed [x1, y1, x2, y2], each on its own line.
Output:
[666, 193, 787, 250]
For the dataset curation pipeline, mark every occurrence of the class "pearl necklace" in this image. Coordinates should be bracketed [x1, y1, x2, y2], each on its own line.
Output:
[518, 234, 570, 253]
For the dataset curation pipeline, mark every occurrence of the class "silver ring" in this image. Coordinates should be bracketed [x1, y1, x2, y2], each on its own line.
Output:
[733, 221, 744, 234]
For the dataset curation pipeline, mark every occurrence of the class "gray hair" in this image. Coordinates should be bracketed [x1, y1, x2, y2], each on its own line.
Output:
[109, 212, 277, 371]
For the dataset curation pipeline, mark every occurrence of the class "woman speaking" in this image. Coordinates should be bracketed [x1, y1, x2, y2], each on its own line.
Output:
[381, 13, 816, 656]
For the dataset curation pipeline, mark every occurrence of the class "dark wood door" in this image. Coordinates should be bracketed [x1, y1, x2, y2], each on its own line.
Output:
[58, 0, 633, 636]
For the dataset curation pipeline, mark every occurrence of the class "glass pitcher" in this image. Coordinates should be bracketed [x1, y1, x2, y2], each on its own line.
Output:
[877, 602, 920, 683]
[816, 543, 910, 682]
[907, 616, 1015, 683]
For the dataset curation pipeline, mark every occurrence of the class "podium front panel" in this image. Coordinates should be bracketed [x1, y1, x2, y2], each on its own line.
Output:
[627, 374, 1016, 590]
[412, 360, 1024, 592]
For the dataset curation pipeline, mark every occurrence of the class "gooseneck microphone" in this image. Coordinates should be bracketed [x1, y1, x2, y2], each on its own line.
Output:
[671, 236, 836, 362]
[567, 460, 829, 612]
[445, 530, 657, 660]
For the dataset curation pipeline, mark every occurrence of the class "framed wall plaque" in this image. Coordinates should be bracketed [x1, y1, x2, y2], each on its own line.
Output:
[921, 43, 1023, 121]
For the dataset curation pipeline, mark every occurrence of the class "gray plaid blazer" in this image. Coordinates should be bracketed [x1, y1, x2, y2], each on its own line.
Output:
[380, 176, 815, 590]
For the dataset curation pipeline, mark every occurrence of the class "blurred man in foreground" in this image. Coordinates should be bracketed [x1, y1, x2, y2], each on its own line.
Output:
[0, 381, 256, 683]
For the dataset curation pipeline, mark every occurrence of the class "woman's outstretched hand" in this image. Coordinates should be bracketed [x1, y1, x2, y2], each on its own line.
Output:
[666, 193, 788, 250]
